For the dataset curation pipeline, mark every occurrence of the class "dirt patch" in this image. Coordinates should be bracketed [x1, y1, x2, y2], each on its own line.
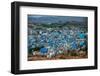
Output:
[28, 54, 88, 61]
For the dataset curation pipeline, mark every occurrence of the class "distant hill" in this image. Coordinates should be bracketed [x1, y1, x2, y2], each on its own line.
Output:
[28, 15, 88, 25]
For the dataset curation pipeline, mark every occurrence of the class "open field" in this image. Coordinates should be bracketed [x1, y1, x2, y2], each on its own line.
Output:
[28, 51, 88, 61]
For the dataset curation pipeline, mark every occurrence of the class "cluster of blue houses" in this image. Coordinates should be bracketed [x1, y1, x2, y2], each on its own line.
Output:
[28, 25, 87, 58]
